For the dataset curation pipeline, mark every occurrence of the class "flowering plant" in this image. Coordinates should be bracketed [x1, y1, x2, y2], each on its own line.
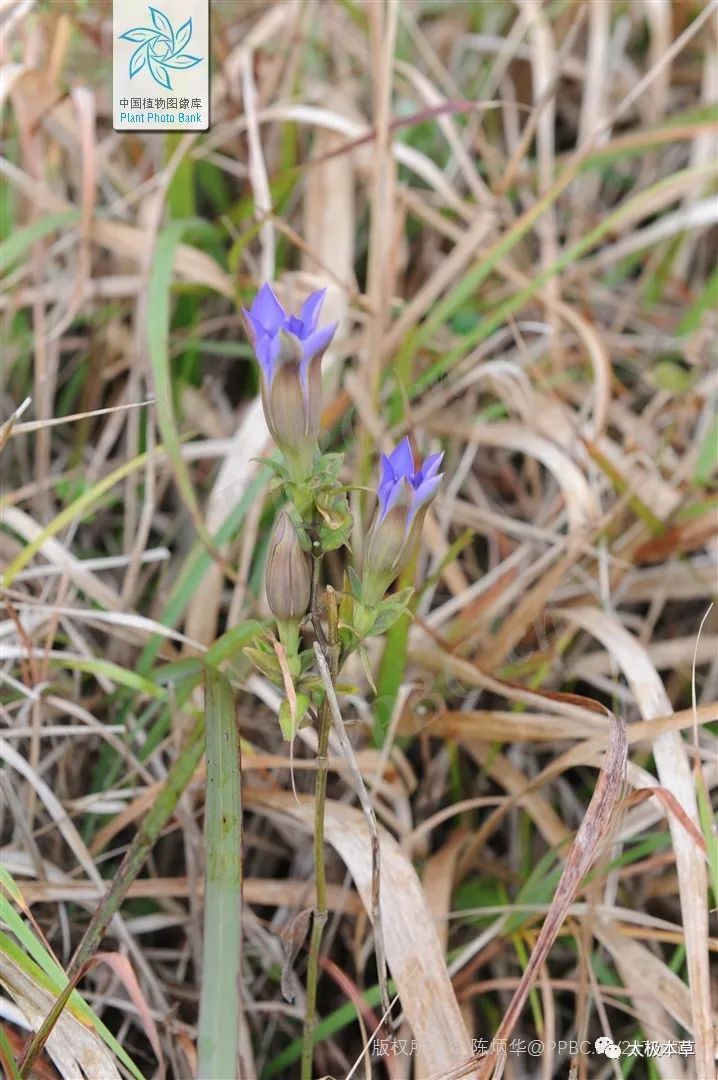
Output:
[241, 281, 442, 1078]
[242, 282, 442, 701]
[243, 284, 336, 481]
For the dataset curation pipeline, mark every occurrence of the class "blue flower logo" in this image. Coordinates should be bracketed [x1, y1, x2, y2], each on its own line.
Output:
[119, 6, 202, 91]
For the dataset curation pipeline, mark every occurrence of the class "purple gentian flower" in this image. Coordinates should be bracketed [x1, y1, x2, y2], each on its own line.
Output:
[362, 437, 443, 606]
[377, 437, 444, 522]
[243, 283, 338, 479]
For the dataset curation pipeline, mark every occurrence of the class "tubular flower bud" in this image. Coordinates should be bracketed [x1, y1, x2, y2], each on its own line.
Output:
[243, 283, 337, 479]
[265, 511, 311, 623]
[362, 437, 443, 607]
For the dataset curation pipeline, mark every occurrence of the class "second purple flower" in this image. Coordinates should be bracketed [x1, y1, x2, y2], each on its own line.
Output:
[362, 436, 443, 606]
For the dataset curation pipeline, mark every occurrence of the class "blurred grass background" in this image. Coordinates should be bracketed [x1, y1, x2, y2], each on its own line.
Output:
[1, 1, 717, 1077]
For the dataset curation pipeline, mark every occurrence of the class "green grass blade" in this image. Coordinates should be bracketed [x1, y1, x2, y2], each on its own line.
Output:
[0, 925, 144, 1080]
[198, 666, 243, 1079]
[0, 1025, 21, 1080]
[58, 658, 168, 700]
[394, 162, 715, 411]
[136, 473, 266, 676]
[374, 610, 410, 746]
[695, 770, 718, 909]
[1, 448, 153, 587]
[147, 219, 218, 546]
[264, 980, 397, 1077]
[0, 210, 80, 272]
[67, 715, 206, 980]
[693, 414, 718, 487]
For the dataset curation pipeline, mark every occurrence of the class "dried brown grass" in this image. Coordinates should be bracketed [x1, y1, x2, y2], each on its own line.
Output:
[1, 2, 717, 1078]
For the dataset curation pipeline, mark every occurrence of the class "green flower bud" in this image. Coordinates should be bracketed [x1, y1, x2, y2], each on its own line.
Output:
[265, 511, 311, 625]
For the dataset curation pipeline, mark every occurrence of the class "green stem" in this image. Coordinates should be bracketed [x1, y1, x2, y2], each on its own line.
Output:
[301, 585, 339, 1079]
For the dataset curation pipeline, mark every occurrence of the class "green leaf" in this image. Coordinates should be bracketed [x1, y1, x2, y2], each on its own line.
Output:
[650, 359, 693, 393]
[0, 1025, 21, 1080]
[0, 210, 80, 273]
[316, 491, 353, 552]
[369, 587, 414, 635]
[374, 608, 410, 746]
[278, 692, 310, 741]
[151, 658, 204, 686]
[243, 645, 283, 681]
[205, 620, 265, 667]
[58, 657, 167, 700]
[0, 879, 144, 1080]
[677, 265, 718, 337]
[147, 219, 221, 550]
[347, 565, 363, 598]
[694, 414, 717, 487]
[198, 667, 243, 1080]
[352, 600, 377, 639]
[256, 455, 290, 482]
[313, 452, 344, 484]
[695, 769, 718, 910]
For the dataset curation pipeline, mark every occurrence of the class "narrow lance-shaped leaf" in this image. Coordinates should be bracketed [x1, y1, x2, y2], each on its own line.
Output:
[163, 54, 202, 70]
[119, 27, 158, 42]
[174, 17, 192, 52]
[129, 44, 147, 79]
[147, 54, 171, 90]
[149, 6, 174, 45]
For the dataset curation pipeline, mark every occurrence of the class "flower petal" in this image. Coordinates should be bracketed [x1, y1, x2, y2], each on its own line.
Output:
[242, 308, 265, 344]
[371, 475, 405, 524]
[388, 436, 414, 480]
[379, 453, 396, 488]
[410, 473, 442, 518]
[255, 333, 280, 383]
[250, 283, 286, 335]
[300, 322, 337, 364]
[416, 451, 444, 485]
[376, 455, 396, 516]
[298, 288, 327, 335]
[381, 474, 413, 521]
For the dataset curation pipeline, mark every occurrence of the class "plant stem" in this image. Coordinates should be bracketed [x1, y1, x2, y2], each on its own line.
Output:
[301, 584, 339, 1079]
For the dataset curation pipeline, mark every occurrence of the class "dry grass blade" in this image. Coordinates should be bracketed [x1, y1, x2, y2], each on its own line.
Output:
[2, 945, 121, 1080]
[477, 697, 627, 1078]
[245, 789, 477, 1077]
[0, 396, 31, 452]
[558, 607, 715, 1077]
[2, 1, 716, 1073]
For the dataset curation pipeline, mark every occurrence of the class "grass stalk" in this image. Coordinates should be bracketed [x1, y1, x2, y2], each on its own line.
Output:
[197, 666, 243, 1079]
